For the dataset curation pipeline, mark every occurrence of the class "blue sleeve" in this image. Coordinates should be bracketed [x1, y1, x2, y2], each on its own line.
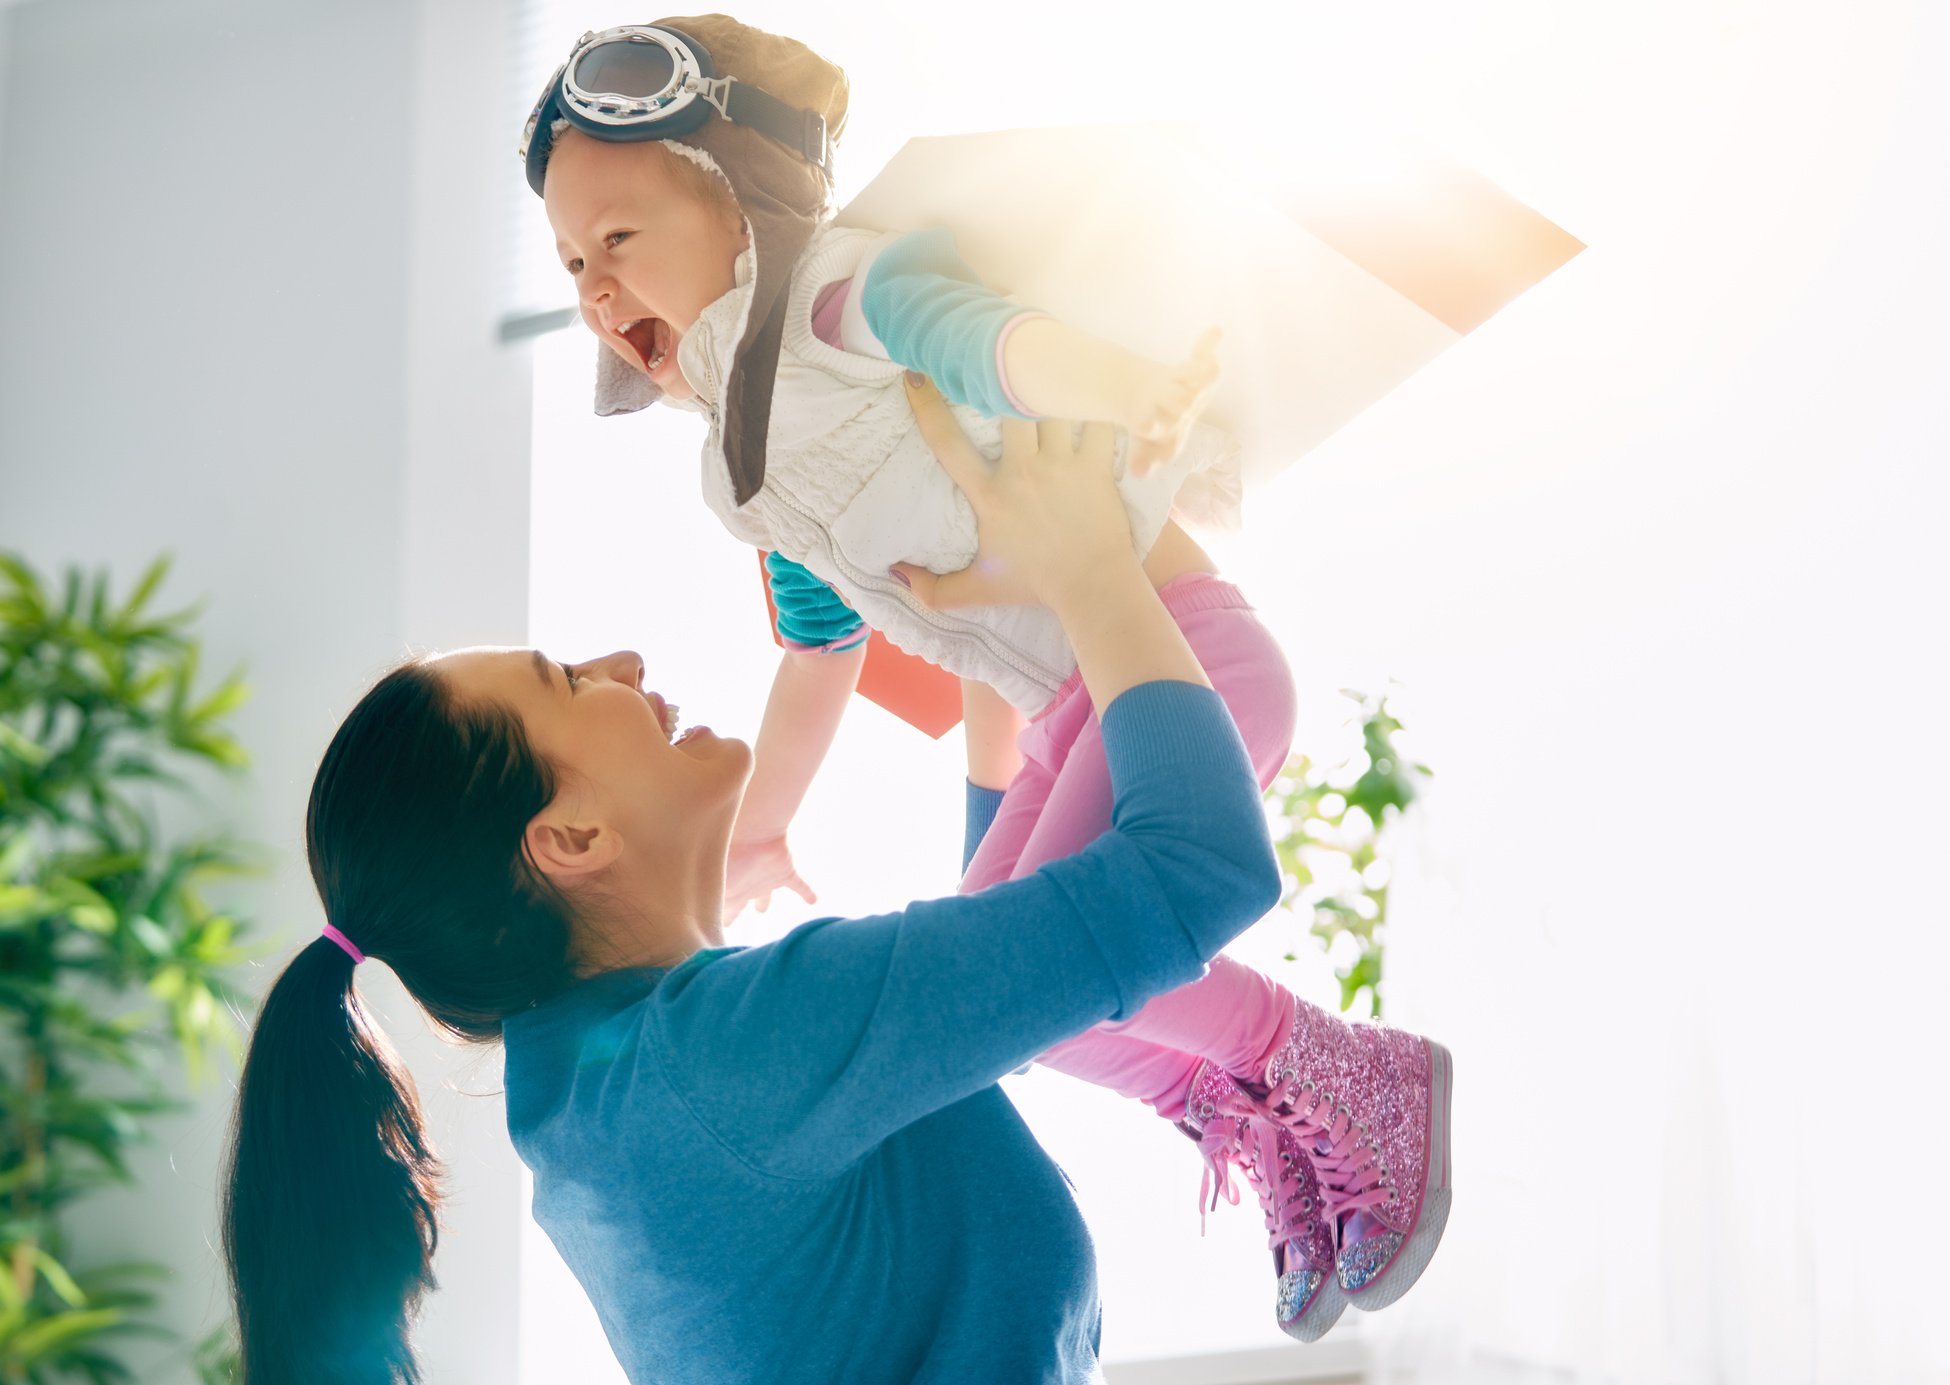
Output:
[640, 680, 1282, 1179]
[765, 552, 867, 653]
[860, 228, 1038, 419]
[963, 779, 1006, 874]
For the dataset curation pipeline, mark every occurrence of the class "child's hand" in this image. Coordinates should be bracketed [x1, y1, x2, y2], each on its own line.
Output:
[1123, 327, 1220, 477]
[722, 834, 816, 926]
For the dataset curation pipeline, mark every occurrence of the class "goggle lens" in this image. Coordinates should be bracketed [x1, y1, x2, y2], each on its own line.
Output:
[573, 40, 677, 102]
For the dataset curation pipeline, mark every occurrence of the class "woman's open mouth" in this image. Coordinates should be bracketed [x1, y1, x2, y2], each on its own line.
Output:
[615, 317, 672, 374]
[648, 692, 700, 744]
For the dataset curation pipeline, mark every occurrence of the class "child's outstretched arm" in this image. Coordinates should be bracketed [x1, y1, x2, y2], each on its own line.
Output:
[723, 554, 869, 924]
[1003, 321, 1219, 477]
[858, 229, 1218, 475]
[725, 643, 865, 922]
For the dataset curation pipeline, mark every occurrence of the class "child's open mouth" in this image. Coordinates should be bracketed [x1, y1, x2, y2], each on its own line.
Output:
[616, 317, 672, 374]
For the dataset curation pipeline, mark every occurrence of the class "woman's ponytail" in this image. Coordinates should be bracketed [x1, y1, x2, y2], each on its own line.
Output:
[221, 936, 441, 1383]
[222, 661, 581, 1380]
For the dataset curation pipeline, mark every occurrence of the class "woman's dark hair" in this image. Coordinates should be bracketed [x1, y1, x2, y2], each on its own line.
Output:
[221, 662, 581, 1382]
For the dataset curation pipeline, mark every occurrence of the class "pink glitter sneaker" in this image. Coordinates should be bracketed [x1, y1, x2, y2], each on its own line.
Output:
[1177, 1061, 1347, 1341]
[1253, 1003, 1454, 1308]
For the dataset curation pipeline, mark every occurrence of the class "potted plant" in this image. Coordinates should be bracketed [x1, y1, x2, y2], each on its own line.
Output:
[1266, 690, 1432, 1019]
[1, 553, 259, 1384]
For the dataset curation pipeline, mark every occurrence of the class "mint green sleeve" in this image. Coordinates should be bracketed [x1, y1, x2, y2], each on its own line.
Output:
[859, 228, 1039, 419]
[765, 552, 866, 653]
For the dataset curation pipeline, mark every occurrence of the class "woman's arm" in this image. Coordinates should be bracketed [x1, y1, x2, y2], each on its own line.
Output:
[648, 679, 1278, 1178]
[641, 382, 1279, 1177]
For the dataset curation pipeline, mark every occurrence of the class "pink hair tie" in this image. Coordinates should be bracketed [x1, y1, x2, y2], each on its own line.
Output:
[321, 922, 366, 965]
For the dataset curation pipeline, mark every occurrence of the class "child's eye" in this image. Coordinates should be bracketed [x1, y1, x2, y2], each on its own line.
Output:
[604, 231, 633, 250]
[564, 257, 583, 275]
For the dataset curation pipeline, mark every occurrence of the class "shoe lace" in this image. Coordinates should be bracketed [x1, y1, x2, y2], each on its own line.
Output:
[1188, 1117, 1243, 1236]
[1234, 1119, 1318, 1259]
[1260, 1081, 1393, 1248]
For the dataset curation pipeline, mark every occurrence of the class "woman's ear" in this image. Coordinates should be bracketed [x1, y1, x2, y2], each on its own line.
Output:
[524, 811, 623, 883]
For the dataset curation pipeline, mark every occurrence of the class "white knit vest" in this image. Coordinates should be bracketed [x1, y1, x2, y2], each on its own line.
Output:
[678, 220, 1241, 714]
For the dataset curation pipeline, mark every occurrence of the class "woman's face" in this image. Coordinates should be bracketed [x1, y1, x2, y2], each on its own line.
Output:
[435, 646, 752, 873]
[543, 130, 749, 402]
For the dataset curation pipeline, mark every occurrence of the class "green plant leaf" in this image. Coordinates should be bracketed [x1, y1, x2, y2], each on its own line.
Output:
[0, 882, 54, 928]
[1338, 948, 1384, 1017]
[28, 1249, 88, 1310]
[127, 915, 173, 958]
[57, 1347, 137, 1385]
[0, 831, 36, 881]
[0, 720, 51, 768]
[114, 558, 171, 629]
[6, 1306, 124, 1362]
[187, 676, 249, 725]
[68, 1264, 168, 1297]
[48, 851, 144, 884]
[1, 552, 264, 1381]
[47, 877, 117, 934]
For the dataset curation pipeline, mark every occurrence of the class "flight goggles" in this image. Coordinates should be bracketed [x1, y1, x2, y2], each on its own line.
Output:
[519, 24, 833, 196]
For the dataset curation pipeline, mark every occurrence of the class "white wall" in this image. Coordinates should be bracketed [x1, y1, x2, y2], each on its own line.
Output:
[0, 1, 530, 1381]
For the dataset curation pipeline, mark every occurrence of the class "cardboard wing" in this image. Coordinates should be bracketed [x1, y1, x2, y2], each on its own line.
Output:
[836, 124, 1584, 487]
[796, 125, 1582, 735]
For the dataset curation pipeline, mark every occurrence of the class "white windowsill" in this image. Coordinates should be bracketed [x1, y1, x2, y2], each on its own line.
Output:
[1105, 1340, 1368, 1385]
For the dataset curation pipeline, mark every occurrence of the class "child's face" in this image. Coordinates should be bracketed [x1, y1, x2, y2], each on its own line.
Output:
[544, 130, 749, 403]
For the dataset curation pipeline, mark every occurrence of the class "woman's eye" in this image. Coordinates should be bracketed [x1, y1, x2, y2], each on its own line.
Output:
[561, 663, 578, 689]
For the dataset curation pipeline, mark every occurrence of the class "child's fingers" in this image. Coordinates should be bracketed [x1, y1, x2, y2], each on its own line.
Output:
[787, 872, 817, 906]
[1183, 328, 1221, 388]
[904, 372, 991, 498]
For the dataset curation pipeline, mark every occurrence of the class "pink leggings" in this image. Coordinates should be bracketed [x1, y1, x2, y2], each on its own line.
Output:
[960, 575, 1298, 1121]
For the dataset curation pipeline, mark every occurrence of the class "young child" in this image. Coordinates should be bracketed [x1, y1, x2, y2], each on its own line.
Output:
[519, 15, 1452, 1339]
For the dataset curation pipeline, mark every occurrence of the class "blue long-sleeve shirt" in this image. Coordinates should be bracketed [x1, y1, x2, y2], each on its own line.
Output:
[502, 680, 1280, 1384]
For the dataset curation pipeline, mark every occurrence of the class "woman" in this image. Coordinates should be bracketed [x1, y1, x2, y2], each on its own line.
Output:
[220, 378, 1282, 1383]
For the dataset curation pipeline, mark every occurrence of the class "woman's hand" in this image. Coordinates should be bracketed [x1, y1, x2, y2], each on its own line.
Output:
[722, 834, 815, 926]
[890, 374, 1139, 612]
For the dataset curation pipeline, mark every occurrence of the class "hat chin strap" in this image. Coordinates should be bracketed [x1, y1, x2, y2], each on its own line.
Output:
[717, 76, 832, 176]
